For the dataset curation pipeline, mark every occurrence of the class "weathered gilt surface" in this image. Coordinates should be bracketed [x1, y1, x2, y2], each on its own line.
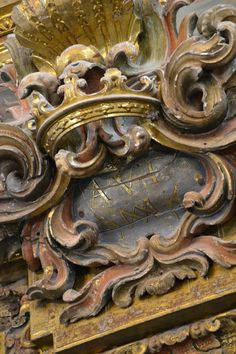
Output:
[1, 0, 236, 352]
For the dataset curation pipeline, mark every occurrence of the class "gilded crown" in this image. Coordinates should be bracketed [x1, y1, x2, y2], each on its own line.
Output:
[20, 61, 159, 156]
[22, 65, 159, 156]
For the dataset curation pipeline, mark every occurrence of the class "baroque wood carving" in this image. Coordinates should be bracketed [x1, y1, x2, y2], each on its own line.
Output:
[102, 310, 236, 353]
[1, 0, 236, 330]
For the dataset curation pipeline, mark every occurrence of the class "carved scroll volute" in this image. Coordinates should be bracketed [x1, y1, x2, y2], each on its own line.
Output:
[0, 55, 71, 223]
[161, 5, 236, 133]
[145, 5, 236, 153]
[0, 124, 49, 201]
[0, 123, 70, 222]
[22, 217, 75, 300]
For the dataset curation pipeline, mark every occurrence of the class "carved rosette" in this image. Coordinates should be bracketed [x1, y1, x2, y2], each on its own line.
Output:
[1, 0, 236, 327]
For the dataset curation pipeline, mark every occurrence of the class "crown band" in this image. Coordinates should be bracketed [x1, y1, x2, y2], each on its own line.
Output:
[36, 95, 159, 155]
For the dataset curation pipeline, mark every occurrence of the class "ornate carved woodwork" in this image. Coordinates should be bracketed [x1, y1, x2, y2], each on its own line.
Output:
[1, 0, 236, 352]
[0, 1, 18, 67]
[102, 311, 236, 353]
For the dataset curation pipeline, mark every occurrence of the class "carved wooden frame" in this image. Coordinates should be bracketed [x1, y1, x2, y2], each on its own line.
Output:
[1, 0, 236, 352]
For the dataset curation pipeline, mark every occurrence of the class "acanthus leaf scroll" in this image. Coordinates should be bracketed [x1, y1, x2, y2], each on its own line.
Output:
[1, 0, 236, 325]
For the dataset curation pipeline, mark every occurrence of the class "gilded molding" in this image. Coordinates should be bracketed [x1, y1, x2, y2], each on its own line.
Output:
[103, 311, 236, 354]
[0, 1, 19, 66]
[0, 14, 14, 37]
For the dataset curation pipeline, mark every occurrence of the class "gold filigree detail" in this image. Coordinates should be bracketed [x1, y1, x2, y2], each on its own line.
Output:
[0, 15, 14, 36]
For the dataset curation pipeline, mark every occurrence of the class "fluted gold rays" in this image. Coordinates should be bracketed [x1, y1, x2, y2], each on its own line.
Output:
[12, 0, 140, 73]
